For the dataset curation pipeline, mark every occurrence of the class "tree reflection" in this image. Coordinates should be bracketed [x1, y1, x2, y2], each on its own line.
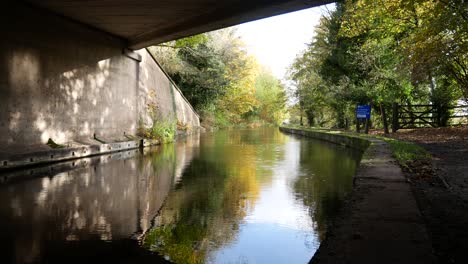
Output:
[293, 139, 361, 240]
[0, 129, 362, 263]
[143, 128, 287, 263]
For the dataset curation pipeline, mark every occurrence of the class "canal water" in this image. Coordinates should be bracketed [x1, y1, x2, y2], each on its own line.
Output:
[0, 128, 362, 264]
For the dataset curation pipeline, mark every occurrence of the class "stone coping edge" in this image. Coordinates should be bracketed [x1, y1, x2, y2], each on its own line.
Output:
[279, 126, 372, 152]
[279, 126, 435, 264]
[0, 139, 163, 172]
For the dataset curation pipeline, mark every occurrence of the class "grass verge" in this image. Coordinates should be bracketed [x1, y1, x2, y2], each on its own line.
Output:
[281, 125, 431, 171]
[377, 136, 432, 171]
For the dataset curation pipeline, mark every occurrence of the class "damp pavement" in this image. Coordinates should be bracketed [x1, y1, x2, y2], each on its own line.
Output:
[311, 137, 436, 264]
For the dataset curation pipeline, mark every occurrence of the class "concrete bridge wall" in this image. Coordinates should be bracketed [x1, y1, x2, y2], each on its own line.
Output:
[0, 3, 199, 148]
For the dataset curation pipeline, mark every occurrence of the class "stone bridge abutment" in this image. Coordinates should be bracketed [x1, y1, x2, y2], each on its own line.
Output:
[0, 2, 199, 151]
[0, 0, 331, 166]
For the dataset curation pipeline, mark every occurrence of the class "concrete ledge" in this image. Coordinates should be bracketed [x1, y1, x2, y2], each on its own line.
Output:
[279, 126, 435, 264]
[0, 126, 204, 172]
[0, 138, 159, 172]
[142, 138, 161, 147]
[279, 126, 370, 151]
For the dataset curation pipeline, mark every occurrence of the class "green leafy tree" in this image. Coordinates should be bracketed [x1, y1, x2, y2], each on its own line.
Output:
[151, 28, 288, 128]
[252, 68, 288, 124]
[288, 0, 465, 129]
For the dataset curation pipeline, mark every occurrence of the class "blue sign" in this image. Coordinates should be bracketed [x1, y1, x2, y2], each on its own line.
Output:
[356, 105, 371, 119]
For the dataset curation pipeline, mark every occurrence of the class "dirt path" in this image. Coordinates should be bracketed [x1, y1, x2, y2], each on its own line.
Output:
[388, 128, 468, 264]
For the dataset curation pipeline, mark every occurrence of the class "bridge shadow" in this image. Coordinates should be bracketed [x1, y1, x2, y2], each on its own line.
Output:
[0, 2, 138, 151]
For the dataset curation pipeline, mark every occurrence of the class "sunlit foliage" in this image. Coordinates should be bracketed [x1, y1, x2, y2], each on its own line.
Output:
[150, 28, 288, 128]
[288, 0, 466, 128]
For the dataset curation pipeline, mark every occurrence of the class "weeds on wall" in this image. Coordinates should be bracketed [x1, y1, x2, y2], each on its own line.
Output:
[144, 120, 176, 143]
[138, 90, 177, 143]
[46, 138, 66, 149]
[177, 121, 190, 132]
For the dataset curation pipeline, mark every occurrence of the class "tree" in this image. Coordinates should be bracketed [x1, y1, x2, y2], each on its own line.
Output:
[341, 0, 466, 100]
[214, 29, 259, 124]
[288, 0, 465, 130]
[150, 27, 287, 127]
[253, 68, 288, 124]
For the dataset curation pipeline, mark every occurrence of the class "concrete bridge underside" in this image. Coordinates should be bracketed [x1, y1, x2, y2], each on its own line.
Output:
[24, 0, 333, 49]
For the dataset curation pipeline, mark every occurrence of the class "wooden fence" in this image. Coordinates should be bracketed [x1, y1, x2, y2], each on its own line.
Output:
[392, 103, 468, 131]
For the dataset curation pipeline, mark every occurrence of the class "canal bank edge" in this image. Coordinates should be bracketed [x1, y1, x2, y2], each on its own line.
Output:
[0, 131, 200, 174]
[279, 126, 371, 152]
[279, 126, 436, 264]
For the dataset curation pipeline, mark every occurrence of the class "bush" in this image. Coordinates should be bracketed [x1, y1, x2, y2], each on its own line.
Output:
[145, 121, 176, 143]
[214, 111, 231, 128]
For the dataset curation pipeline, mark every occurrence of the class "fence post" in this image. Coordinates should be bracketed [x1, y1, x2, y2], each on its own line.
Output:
[392, 102, 399, 132]
[364, 118, 369, 134]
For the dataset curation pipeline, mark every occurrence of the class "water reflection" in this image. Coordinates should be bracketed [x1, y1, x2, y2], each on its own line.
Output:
[0, 134, 200, 263]
[294, 136, 360, 241]
[143, 128, 361, 264]
[0, 128, 361, 263]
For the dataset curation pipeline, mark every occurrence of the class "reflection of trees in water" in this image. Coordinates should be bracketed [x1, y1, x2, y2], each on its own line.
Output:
[293, 140, 361, 241]
[143, 159, 260, 263]
[143, 128, 287, 264]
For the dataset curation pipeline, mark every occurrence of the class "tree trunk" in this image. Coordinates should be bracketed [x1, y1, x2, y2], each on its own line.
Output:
[306, 110, 314, 127]
[299, 100, 304, 126]
[381, 103, 389, 134]
[364, 118, 369, 134]
[392, 102, 399, 132]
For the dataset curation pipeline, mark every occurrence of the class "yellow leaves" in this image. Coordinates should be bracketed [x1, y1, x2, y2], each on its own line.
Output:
[222, 143, 260, 217]
[340, 0, 421, 38]
[218, 86, 258, 124]
[217, 51, 260, 124]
